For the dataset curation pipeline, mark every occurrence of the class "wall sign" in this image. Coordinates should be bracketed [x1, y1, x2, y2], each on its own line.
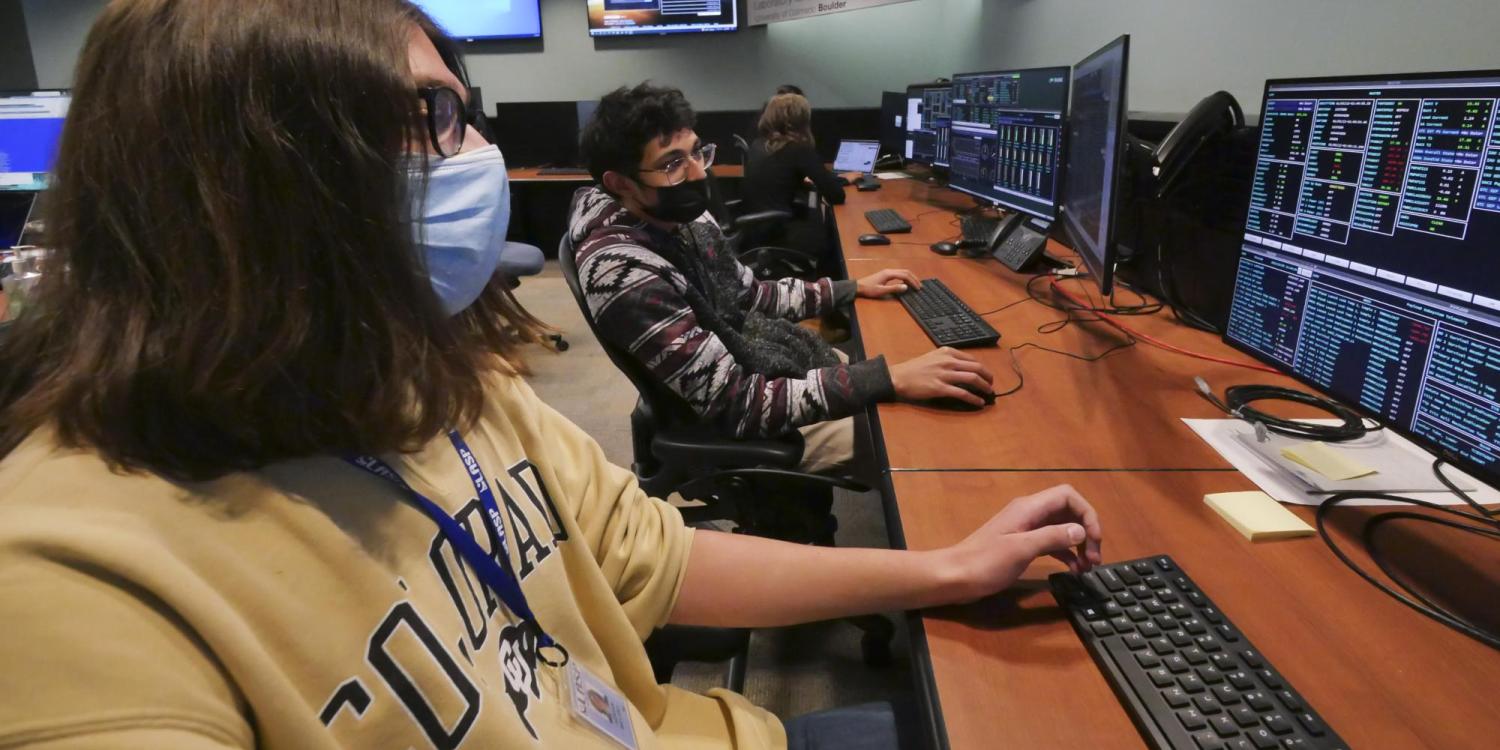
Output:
[747, 0, 917, 27]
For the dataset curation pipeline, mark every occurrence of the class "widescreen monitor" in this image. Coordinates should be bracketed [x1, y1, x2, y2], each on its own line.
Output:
[413, 0, 543, 41]
[1061, 35, 1130, 294]
[0, 90, 70, 193]
[588, 0, 737, 37]
[879, 91, 906, 157]
[1224, 69, 1500, 489]
[946, 66, 1070, 219]
[833, 140, 880, 173]
[904, 84, 952, 168]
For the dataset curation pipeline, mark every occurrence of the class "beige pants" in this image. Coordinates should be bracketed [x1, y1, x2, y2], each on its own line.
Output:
[796, 348, 857, 475]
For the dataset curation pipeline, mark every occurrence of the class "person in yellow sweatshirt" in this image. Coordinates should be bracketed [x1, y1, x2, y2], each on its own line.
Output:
[0, 1, 1103, 749]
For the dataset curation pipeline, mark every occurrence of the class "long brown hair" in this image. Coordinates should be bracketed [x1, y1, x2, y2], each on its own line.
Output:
[0, 0, 524, 481]
[758, 93, 815, 154]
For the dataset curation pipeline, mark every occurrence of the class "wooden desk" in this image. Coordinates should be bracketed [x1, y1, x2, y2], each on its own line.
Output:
[836, 178, 979, 261]
[507, 165, 744, 182]
[849, 253, 1318, 470]
[892, 470, 1500, 750]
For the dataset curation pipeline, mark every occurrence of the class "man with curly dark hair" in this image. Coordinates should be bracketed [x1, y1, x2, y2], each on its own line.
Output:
[567, 82, 996, 474]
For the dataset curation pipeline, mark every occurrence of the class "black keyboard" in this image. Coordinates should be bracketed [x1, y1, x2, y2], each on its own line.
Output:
[864, 208, 912, 234]
[537, 167, 589, 175]
[1050, 555, 1346, 750]
[897, 278, 999, 348]
[959, 213, 999, 245]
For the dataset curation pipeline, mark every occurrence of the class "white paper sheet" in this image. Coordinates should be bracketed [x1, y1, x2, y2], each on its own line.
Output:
[874, 172, 910, 180]
[1183, 418, 1500, 507]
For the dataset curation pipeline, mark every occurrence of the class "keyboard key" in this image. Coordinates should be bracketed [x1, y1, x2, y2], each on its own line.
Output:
[1212, 685, 1241, 704]
[1297, 712, 1326, 736]
[1179, 708, 1208, 731]
[1111, 616, 1135, 633]
[1169, 603, 1192, 619]
[1138, 622, 1162, 638]
[1231, 705, 1259, 727]
[1168, 629, 1194, 647]
[1092, 567, 1128, 591]
[1183, 647, 1209, 665]
[1125, 605, 1149, 622]
[1156, 556, 1175, 571]
[1183, 617, 1207, 635]
[1179, 675, 1207, 693]
[1239, 649, 1264, 668]
[1247, 727, 1278, 749]
[1155, 614, 1178, 630]
[1120, 567, 1142, 585]
[1089, 621, 1112, 637]
[1276, 690, 1302, 711]
[1217, 624, 1241, 642]
[1202, 606, 1224, 624]
[1151, 637, 1176, 655]
[1143, 597, 1167, 614]
[1242, 691, 1272, 711]
[1135, 652, 1160, 668]
[1280, 738, 1309, 748]
[1158, 588, 1181, 603]
[1080, 604, 1106, 621]
[1144, 574, 1165, 588]
[1264, 713, 1293, 735]
[1196, 635, 1223, 652]
[1212, 653, 1238, 671]
[1193, 729, 1226, 749]
[1163, 687, 1191, 707]
[1115, 591, 1137, 606]
[1173, 575, 1193, 590]
[1130, 584, 1153, 600]
[1187, 591, 1208, 606]
[1194, 694, 1223, 715]
[1123, 633, 1148, 651]
[1164, 655, 1190, 673]
[1210, 713, 1239, 737]
[1226, 671, 1255, 690]
[1133, 562, 1154, 575]
[1197, 666, 1225, 684]
[1256, 669, 1283, 689]
[1149, 667, 1175, 687]
[1104, 602, 1124, 617]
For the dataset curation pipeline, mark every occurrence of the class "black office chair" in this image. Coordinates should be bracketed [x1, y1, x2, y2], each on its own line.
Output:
[732, 134, 752, 165]
[558, 221, 896, 675]
[705, 169, 821, 281]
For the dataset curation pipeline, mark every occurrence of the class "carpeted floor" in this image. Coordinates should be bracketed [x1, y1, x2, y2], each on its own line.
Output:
[512, 262, 914, 721]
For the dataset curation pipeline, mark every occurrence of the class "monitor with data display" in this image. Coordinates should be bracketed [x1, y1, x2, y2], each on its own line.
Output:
[1061, 36, 1130, 294]
[0, 90, 70, 193]
[1224, 69, 1500, 489]
[946, 67, 1070, 218]
[588, 0, 737, 37]
[413, 0, 542, 40]
[904, 84, 952, 168]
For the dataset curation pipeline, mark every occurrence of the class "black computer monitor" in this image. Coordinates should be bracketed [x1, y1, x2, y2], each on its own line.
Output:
[492, 101, 597, 167]
[587, 0, 737, 37]
[904, 84, 952, 168]
[946, 67, 1070, 219]
[0, 90, 70, 193]
[1224, 69, 1500, 490]
[0, 192, 34, 249]
[879, 91, 906, 157]
[1061, 36, 1131, 294]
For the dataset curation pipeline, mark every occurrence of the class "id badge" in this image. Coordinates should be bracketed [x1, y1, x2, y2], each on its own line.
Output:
[566, 662, 639, 750]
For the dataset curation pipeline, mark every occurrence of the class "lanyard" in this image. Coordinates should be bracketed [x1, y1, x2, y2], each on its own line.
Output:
[346, 432, 556, 649]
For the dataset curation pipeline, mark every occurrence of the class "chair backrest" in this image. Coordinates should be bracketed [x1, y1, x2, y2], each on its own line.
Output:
[732, 134, 751, 165]
[556, 205, 701, 431]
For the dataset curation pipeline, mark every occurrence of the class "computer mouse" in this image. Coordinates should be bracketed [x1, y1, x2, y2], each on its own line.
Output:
[930, 241, 959, 256]
[858, 233, 892, 246]
[926, 384, 996, 411]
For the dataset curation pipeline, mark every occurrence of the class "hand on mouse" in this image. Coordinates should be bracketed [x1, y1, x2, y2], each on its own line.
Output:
[932, 484, 1104, 604]
[889, 347, 994, 405]
[857, 269, 922, 298]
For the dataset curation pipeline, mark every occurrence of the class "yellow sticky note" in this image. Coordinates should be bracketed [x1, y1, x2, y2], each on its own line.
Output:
[1279, 441, 1376, 481]
[1204, 491, 1315, 542]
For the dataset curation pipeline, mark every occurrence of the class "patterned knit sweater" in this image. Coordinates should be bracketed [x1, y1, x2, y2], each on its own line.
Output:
[566, 186, 894, 439]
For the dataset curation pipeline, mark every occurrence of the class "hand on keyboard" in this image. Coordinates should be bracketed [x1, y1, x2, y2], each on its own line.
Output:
[889, 347, 995, 406]
[856, 268, 922, 298]
[940, 485, 1104, 603]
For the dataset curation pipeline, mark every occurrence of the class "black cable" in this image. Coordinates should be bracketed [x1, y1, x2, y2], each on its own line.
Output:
[1315, 464, 1500, 650]
[991, 327, 1140, 402]
[1196, 382, 1377, 442]
[976, 297, 1033, 317]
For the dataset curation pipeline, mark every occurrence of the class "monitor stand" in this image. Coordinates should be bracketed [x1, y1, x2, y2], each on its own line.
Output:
[855, 172, 882, 191]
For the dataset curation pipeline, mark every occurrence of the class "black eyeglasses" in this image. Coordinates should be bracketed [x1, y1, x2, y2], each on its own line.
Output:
[417, 86, 480, 158]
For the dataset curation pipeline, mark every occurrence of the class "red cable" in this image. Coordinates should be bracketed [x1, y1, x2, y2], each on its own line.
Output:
[1047, 279, 1285, 375]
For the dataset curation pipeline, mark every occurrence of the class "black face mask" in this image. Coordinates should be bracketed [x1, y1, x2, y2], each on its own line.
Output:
[639, 177, 710, 224]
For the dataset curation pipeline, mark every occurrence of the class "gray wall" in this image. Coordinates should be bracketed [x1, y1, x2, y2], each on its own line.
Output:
[1, 0, 39, 90]
[21, 0, 1500, 114]
[973, 0, 1500, 117]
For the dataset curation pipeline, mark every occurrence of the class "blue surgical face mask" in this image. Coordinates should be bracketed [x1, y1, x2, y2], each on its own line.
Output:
[410, 144, 511, 316]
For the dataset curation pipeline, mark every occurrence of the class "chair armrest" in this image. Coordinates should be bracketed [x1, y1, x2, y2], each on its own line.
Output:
[651, 431, 804, 470]
[729, 209, 794, 236]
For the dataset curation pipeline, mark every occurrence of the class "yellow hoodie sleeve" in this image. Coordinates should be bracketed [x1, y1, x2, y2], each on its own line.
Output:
[504, 377, 695, 641]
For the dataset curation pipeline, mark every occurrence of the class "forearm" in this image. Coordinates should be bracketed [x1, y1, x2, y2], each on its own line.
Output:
[668, 529, 973, 628]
